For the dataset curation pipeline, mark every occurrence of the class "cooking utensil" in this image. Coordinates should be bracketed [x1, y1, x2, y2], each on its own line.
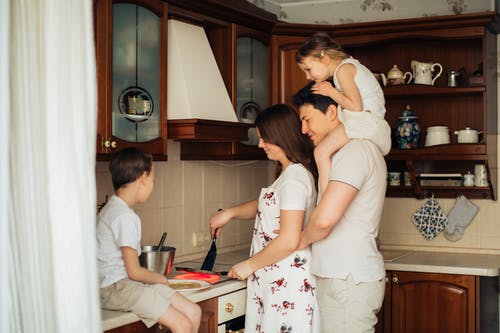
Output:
[175, 266, 228, 276]
[200, 231, 218, 271]
[156, 232, 167, 251]
[139, 245, 176, 275]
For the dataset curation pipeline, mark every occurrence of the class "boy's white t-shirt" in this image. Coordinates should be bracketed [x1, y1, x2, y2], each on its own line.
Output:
[97, 194, 142, 288]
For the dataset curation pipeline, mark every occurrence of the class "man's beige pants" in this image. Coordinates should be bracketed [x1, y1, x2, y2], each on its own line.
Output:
[316, 275, 385, 333]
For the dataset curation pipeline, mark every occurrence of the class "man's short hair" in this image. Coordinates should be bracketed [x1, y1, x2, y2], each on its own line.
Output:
[292, 81, 338, 114]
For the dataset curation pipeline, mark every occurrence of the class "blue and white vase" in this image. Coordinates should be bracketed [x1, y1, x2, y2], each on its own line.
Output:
[395, 104, 420, 149]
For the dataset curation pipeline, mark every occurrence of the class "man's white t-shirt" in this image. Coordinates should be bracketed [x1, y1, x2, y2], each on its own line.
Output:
[311, 139, 387, 283]
[97, 195, 142, 288]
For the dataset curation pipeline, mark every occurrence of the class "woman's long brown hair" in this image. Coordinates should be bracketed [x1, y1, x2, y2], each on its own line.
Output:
[255, 104, 318, 186]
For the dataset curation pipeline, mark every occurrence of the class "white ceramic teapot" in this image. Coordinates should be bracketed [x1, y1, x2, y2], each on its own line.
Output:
[387, 65, 412, 85]
[411, 60, 443, 85]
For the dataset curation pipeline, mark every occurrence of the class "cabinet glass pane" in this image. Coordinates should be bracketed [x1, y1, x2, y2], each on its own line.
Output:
[236, 37, 267, 122]
[112, 3, 160, 143]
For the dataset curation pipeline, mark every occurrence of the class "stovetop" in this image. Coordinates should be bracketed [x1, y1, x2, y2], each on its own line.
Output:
[172, 261, 233, 284]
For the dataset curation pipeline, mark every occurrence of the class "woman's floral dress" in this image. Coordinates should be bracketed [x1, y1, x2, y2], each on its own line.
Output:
[245, 164, 319, 333]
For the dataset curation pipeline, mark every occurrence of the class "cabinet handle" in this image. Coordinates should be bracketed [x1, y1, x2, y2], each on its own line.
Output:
[225, 303, 234, 313]
[392, 275, 399, 285]
[111, 141, 117, 148]
[103, 140, 111, 148]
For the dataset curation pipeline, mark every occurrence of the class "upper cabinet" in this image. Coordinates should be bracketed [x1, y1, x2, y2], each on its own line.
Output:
[166, 0, 276, 160]
[271, 13, 498, 199]
[94, 0, 168, 160]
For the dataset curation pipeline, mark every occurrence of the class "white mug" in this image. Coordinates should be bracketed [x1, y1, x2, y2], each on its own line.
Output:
[474, 164, 487, 187]
[388, 172, 401, 186]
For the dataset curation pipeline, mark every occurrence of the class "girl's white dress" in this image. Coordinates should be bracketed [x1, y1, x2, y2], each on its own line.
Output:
[244, 164, 319, 333]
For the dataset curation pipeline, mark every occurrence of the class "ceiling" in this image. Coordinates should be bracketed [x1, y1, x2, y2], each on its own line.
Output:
[264, 0, 353, 7]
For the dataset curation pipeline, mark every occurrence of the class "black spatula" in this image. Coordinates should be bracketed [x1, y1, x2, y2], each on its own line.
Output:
[200, 230, 218, 271]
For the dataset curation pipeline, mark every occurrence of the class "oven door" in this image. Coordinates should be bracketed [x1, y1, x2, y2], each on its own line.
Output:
[217, 288, 246, 333]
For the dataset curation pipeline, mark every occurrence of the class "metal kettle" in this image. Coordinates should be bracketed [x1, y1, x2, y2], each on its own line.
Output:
[447, 67, 466, 87]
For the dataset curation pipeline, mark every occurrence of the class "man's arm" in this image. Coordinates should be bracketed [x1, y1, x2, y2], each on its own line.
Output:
[298, 180, 358, 249]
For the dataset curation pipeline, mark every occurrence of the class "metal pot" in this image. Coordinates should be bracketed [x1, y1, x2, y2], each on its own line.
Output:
[454, 127, 481, 143]
[425, 126, 450, 147]
[139, 245, 176, 275]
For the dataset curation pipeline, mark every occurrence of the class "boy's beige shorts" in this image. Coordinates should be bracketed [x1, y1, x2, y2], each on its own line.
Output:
[100, 278, 176, 328]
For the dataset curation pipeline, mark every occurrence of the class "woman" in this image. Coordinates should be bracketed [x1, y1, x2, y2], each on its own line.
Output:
[208, 104, 319, 332]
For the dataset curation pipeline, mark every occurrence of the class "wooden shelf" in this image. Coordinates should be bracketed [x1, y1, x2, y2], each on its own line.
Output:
[387, 144, 487, 161]
[387, 185, 493, 199]
[382, 85, 485, 97]
[178, 141, 266, 160]
[167, 119, 251, 142]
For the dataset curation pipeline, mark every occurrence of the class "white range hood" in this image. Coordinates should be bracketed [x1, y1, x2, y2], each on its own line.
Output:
[167, 19, 237, 122]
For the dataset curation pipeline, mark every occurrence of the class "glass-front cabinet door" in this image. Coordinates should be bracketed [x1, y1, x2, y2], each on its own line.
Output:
[236, 29, 269, 146]
[95, 0, 167, 159]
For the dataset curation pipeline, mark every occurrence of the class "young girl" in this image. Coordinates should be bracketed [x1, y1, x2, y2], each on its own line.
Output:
[296, 32, 391, 196]
[208, 104, 319, 332]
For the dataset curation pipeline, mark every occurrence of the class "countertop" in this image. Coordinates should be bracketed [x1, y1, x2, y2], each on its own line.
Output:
[101, 248, 500, 331]
[101, 249, 249, 331]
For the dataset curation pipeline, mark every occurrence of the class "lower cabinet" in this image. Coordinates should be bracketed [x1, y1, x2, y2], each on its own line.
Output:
[376, 271, 479, 333]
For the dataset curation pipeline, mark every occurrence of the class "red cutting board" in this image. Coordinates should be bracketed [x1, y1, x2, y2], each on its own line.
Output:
[173, 272, 221, 284]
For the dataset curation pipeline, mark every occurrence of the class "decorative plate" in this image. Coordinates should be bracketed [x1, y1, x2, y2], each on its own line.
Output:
[118, 86, 154, 122]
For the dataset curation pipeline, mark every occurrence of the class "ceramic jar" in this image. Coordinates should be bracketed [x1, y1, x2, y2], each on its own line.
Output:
[395, 104, 421, 149]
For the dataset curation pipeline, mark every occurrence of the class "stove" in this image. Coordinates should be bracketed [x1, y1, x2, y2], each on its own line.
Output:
[172, 261, 233, 284]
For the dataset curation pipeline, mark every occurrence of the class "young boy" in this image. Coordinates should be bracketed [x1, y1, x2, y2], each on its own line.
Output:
[97, 147, 201, 333]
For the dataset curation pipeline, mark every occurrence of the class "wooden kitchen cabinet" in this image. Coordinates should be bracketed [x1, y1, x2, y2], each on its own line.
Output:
[271, 12, 498, 199]
[387, 271, 478, 333]
[94, 0, 168, 160]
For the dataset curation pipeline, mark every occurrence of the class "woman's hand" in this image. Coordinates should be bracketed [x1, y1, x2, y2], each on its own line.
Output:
[228, 260, 254, 280]
[208, 209, 230, 238]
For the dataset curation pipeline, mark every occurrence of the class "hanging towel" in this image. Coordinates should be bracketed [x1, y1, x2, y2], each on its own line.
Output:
[444, 195, 479, 242]
[412, 196, 448, 240]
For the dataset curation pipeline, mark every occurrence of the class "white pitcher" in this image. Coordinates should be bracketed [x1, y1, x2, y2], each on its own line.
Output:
[411, 60, 443, 85]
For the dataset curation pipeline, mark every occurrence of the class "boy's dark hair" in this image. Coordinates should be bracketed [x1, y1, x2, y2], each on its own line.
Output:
[255, 104, 318, 183]
[292, 81, 338, 114]
[109, 147, 152, 191]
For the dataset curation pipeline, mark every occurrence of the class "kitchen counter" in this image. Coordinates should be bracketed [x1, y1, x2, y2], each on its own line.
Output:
[381, 250, 500, 276]
[101, 248, 500, 331]
[101, 249, 249, 331]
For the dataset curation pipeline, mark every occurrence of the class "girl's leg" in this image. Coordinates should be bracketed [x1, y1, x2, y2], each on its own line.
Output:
[314, 124, 349, 197]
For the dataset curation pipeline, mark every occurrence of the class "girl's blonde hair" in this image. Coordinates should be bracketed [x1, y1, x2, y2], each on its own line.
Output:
[295, 32, 348, 63]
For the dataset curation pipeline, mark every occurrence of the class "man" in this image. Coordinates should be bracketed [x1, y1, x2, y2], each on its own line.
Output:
[293, 82, 387, 333]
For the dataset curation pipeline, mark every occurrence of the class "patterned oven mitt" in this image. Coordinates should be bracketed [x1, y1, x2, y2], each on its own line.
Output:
[411, 196, 448, 240]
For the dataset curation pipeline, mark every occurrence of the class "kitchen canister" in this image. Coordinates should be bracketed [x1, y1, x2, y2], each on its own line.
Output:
[474, 164, 488, 187]
[463, 172, 474, 187]
[395, 104, 421, 149]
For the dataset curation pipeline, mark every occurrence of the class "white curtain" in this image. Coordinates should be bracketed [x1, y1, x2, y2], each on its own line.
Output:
[1, 0, 11, 332]
[8, 0, 101, 332]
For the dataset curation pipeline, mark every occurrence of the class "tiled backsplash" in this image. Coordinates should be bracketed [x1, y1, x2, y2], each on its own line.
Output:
[96, 136, 500, 261]
[95, 141, 274, 261]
